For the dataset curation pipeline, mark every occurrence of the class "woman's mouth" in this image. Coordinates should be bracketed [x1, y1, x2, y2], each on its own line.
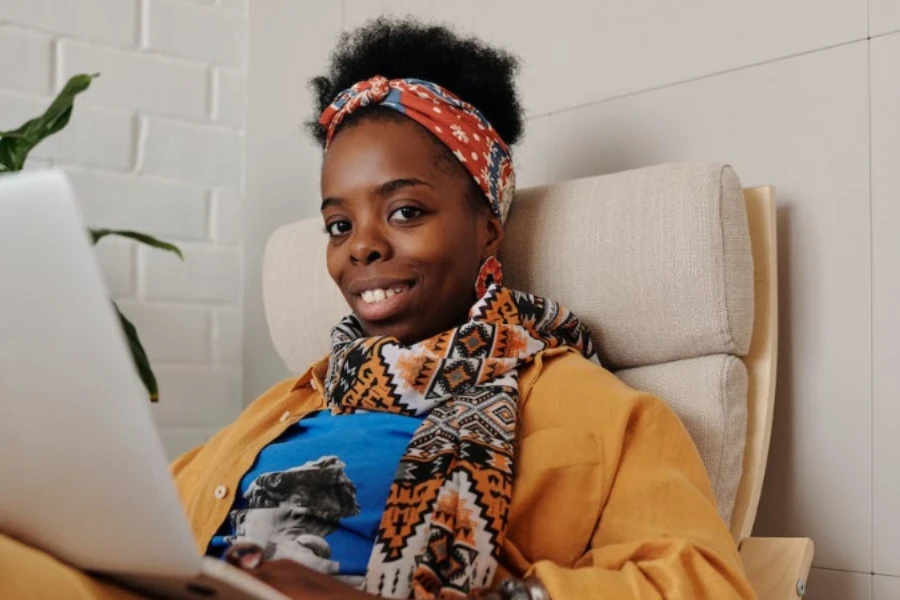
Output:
[353, 283, 414, 322]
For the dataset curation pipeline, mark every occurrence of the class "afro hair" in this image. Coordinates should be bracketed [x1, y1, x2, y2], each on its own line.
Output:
[307, 16, 523, 149]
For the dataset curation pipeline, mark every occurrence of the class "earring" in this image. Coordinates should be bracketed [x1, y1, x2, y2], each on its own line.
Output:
[475, 256, 504, 298]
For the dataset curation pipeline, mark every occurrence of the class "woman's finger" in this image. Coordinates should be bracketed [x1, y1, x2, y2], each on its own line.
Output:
[224, 542, 265, 570]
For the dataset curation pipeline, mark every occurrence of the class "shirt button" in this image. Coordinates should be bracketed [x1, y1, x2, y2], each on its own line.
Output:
[214, 485, 228, 500]
[279, 410, 291, 423]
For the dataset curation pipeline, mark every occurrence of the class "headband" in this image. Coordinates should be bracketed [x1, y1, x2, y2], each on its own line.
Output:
[319, 76, 515, 223]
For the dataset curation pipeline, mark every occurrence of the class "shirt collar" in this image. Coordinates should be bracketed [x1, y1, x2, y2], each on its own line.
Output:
[291, 354, 330, 393]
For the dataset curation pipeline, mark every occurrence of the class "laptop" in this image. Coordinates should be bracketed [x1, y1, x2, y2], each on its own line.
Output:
[0, 170, 288, 600]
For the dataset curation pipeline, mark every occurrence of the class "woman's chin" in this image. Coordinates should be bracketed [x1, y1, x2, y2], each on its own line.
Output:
[358, 320, 412, 344]
[353, 291, 412, 322]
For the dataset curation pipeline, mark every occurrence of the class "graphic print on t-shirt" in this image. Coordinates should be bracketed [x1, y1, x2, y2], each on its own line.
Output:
[207, 410, 424, 580]
[227, 455, 360, 574]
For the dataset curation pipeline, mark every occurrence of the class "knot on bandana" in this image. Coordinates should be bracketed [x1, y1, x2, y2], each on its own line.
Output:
[346, 74, 391, 107]
[319, 75, 516, 223]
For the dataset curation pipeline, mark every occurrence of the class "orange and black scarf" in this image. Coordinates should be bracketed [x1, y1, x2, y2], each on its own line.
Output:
[324, 284, 597, 598]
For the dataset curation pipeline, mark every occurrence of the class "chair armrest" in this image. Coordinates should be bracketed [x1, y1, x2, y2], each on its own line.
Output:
[739, 537, 815, 599]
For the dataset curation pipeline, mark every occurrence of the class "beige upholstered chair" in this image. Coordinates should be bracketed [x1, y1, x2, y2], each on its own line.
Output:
[262, 163, 814, 599]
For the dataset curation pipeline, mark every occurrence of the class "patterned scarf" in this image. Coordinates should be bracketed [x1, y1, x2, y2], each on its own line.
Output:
[324, 284, 597, 598]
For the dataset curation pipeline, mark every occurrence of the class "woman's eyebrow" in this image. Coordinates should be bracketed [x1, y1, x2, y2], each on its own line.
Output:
[378, 178, 433, 196]
[320, 197, 344, 211]
[321, 178, 432, 210]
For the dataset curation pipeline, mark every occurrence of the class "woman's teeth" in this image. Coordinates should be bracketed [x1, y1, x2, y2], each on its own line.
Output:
[361, 287, 406, 304]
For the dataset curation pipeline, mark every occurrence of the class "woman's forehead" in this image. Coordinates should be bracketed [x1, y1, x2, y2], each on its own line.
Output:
[320, 119, 448, 197]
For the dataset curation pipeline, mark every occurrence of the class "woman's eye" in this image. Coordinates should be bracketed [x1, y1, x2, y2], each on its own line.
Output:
[325, 220, 351, 237]
[389, 206, 424, 223]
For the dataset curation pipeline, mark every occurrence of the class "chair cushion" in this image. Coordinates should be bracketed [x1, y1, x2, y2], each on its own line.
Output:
[263, 217, 348, 374]
[617, 355, 748, 524]
[501, 162, 753, 370]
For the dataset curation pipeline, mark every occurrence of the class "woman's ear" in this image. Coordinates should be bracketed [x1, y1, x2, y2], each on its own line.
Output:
[483, 214, 504, 259]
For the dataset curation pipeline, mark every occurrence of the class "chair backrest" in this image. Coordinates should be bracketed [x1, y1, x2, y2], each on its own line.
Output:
[262, 163, 775, 542]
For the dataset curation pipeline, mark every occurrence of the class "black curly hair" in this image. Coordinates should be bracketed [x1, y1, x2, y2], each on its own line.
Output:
[307, 16, 524, 150]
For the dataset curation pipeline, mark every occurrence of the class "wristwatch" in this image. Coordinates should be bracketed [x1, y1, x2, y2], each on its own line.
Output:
[498, 576, 551, 600]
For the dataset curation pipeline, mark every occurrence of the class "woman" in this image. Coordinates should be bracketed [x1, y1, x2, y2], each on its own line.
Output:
[1, 18, 755, 600]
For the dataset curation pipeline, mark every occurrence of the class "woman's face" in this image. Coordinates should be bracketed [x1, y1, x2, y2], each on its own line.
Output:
[320, 117, 502, 345]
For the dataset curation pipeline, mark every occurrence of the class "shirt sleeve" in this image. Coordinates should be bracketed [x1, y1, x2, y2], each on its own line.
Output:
[0, 533, 145, 600]
[526, 394, 757, 600]
[169, 443, 206, 479]
[167, 375, 303, 480]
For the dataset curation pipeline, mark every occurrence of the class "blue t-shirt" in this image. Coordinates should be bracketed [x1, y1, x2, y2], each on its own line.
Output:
[207, 410, 423, 578]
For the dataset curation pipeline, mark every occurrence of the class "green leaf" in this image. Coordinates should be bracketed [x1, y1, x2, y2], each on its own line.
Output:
[0, 137, 25, 171]
[90, 228, 184, 261]
[113, 301, 158, 402]
[0, 73, 98, 171]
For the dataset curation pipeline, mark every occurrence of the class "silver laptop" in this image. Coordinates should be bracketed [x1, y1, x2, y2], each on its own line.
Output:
[0, 171, 287, 600]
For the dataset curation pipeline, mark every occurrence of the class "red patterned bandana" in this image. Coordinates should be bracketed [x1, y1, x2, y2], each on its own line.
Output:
[324, 284, 598, 598]
[319, 76, 516, 223]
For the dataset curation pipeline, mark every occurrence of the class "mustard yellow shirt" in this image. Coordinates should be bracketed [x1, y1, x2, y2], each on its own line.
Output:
[0, 349, 756, 599]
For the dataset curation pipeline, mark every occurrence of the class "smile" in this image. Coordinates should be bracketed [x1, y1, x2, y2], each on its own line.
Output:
[360, 285, 408, 304]
[352, 282, 414, 322]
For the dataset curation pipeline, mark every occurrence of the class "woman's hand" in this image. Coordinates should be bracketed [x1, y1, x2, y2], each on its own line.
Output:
[224, 542, 517, 600]
[225, 543, 375, 600]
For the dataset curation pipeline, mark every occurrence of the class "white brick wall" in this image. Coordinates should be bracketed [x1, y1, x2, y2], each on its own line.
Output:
[218, 0, 248, 15]
[147, 0, 245, 68]
[0, 27, 53, 93]
[141, 116, 241, 187]
[117, 302, 211, 363]
[0, 0, 247, 459]
[211, 187, 241, 243]
[65, 168, 209, 239]
[0, 0, 140, 46]
[212, 68, 245, 127]
[59, 41, 209, 119]
[150, 365, 243, 428]
[0, 92, 137, 169]
[142, 244, 241, 303]
[39, 105, 136, 169]
[212, 310, 242, 363]
[94, 239, 136, 297]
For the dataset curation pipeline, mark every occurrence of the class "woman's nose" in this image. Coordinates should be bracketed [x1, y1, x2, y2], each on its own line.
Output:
[349, 224, 390, 265]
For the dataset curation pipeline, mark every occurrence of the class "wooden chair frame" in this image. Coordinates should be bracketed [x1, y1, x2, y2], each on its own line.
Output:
[734, 187, 814, 599]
